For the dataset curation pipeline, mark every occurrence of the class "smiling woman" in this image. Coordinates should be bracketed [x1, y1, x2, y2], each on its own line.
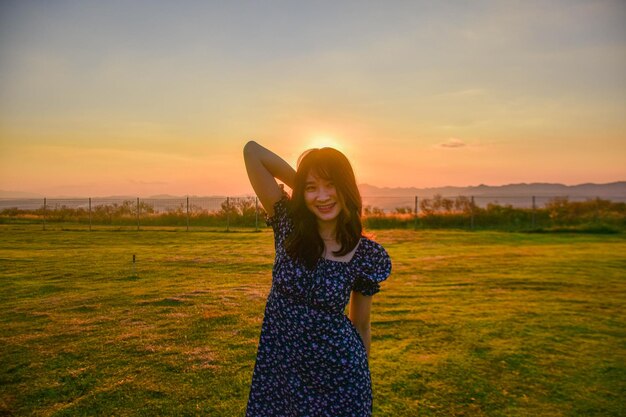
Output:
[287, 147, 364, 270]
[243, 140, 392, 416]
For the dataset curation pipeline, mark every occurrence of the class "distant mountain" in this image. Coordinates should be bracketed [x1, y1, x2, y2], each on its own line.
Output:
[358, 181, 626, 198]
[357, 181, 626, 211]
[146, 194, 229, 199]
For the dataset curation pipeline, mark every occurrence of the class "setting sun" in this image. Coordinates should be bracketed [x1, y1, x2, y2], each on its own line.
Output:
[304, 136, 348, 154]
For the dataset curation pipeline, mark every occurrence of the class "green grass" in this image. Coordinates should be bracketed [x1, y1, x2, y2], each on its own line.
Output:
[0, 225, 624, 416]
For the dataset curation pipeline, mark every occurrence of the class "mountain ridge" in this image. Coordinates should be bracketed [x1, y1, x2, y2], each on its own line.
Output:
[357, 181, 626, 197]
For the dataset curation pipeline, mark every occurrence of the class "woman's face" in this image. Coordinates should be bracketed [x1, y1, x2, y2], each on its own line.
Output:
[303, 171, 341, 224]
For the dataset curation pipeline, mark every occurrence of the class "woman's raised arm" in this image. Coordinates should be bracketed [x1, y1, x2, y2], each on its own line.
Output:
[243, 141, 296, 217]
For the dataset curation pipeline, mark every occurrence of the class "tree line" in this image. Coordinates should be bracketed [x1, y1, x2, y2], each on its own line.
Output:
[0, 195, 624, 231]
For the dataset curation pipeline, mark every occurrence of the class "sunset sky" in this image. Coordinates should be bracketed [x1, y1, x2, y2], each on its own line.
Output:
[0, 1, 625, 197]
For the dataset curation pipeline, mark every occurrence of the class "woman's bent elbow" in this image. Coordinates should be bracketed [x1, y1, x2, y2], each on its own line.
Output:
[243, 140, 259, 156]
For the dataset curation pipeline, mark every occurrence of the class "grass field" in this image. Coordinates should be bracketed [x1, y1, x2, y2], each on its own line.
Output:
[0, 225, 624, 416]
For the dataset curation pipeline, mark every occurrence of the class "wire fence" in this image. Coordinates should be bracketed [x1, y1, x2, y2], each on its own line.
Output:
[0, 194, 625, 232]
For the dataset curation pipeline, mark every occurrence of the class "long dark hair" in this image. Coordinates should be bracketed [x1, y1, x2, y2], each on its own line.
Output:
[285, 147, 363, 270]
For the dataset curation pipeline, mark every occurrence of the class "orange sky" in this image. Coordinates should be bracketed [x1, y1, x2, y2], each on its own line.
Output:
[1, 2, 625, 197]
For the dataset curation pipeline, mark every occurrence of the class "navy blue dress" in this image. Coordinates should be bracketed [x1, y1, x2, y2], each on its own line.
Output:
[245, 192, 392, 417]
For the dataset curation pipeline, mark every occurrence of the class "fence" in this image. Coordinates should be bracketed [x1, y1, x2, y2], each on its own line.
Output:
[0, 194, 625, 232]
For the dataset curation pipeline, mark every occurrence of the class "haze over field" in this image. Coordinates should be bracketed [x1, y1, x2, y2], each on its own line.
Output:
[0, 1, 625, 197]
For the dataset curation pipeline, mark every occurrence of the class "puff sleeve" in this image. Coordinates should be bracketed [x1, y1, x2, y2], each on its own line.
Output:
[352, 241, 392, 296]
[264, 189, 293, 250]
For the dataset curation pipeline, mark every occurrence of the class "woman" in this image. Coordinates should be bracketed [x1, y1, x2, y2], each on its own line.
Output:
[243, 140, 392, 416]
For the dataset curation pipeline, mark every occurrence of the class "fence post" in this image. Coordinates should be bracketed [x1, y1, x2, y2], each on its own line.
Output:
[414, 196, 418, 230]
[470, 196, 475, 230]
[255, 196, 259, 231]
[531, 196, 536, 229]
[226, 197, 230, 232]
[89, 197, 92, 231]
[43, 197, 46, 231]
[136, 197, 140, 231]
[186, 196, 190, 232]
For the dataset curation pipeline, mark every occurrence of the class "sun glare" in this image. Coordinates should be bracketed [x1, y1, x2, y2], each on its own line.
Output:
[305, 136, 347, 153]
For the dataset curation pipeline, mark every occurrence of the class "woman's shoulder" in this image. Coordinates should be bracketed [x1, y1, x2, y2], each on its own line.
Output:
[265, 188, 294, 244]
[358, 235, 390, 257]
[354, 235, 392, 269]
[352, 235, 392, 285]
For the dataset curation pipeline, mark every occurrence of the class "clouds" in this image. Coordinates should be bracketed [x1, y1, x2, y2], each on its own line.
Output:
[437, 138, 467, 149]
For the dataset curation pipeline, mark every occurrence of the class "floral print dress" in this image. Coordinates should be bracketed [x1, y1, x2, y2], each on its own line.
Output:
[245, 192, 392, 417]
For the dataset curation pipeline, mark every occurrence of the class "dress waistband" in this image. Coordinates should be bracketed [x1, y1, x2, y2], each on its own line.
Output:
[269, 287, 344, 319]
